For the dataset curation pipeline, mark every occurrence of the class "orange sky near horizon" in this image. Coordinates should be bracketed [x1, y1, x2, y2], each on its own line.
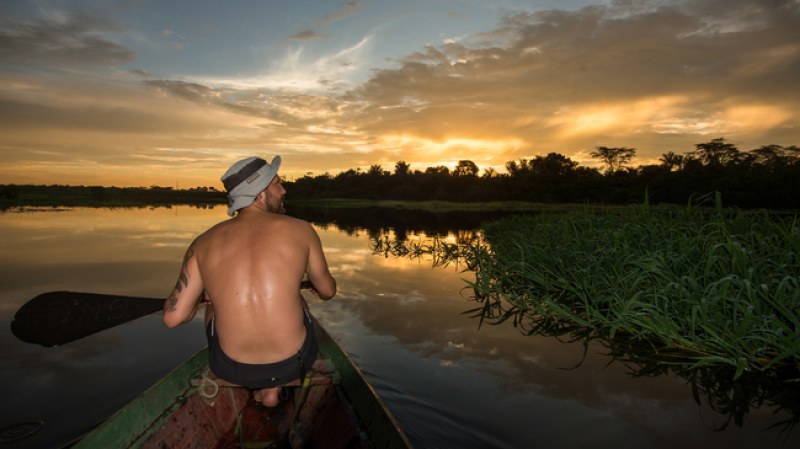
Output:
[1, 1, 798, 189]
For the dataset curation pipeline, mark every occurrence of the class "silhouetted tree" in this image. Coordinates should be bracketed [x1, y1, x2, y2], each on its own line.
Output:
[530, 153, 579, 177]
[482, 167, 498, 178]
[425, 166, 450, 175]
[748, 144, 784, 166]
[690, 138, 740, 167]
[505, 159, 531, 176]
[591, 146, 636, 173]
[0, 185, 19, 200]
[368, 164, 386, 176]
[394, 161, 411, 176]
[454, 160, 479, 177]
[659, 152, 684, 171]
[786, 145, 800, 160]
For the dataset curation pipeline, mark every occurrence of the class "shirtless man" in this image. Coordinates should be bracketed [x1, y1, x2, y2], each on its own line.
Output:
[163, 155, 337, 407]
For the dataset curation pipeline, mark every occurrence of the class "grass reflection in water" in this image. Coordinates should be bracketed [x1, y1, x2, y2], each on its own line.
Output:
[370, 196, 800, 437]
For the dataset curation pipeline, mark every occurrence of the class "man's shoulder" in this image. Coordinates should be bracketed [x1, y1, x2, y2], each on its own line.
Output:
[274, 213, 313, 230]
[194, 219, 235, 243]
[205, 218, 236, 233]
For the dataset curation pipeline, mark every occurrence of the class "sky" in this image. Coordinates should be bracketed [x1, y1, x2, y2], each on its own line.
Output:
[1, 0, 798, 188]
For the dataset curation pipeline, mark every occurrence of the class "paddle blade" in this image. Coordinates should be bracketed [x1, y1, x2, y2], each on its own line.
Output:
[11, 291, 163, 347]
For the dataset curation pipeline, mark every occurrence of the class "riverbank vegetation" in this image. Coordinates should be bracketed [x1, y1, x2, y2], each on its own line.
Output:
[3, 138, 799, 210]
[369, 196, 800, 430]
[290, 198, 593, 213]
[290, 139, 800, 209]
[0, 184, 226, 209]
[375, 195, 799, 379]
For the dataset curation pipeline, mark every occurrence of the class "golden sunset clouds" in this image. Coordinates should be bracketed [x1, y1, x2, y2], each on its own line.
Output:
[0, 0, 798, 187]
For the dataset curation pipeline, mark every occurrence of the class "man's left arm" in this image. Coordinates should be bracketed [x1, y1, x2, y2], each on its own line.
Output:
[163, 245, 205, 328]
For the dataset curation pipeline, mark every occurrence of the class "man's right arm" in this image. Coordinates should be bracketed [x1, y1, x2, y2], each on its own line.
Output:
[163, 244, 205, 328]
[305, 225, 336, 300]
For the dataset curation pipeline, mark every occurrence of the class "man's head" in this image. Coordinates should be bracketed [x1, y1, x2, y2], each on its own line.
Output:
[221, 155, 281, 216]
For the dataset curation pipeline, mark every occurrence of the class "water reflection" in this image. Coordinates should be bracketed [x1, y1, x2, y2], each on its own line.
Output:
[610, 346, 800, 436]
[1, 205, 798, 449]
[287, 204, 516, 240]
[370, 230, 800, 439]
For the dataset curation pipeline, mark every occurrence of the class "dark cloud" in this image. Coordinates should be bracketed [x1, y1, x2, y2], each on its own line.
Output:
[0, 12, 134, 68]
[289, 30, 329, 41]
[128, 68, 154, 78]
[349, 0, 800, 157]
[288, 2, 362, 42]
[318, 1, 363, 25]
[144, 79, 222, 103]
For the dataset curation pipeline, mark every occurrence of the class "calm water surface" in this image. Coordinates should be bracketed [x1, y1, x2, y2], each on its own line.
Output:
[0, 206, 796, 449]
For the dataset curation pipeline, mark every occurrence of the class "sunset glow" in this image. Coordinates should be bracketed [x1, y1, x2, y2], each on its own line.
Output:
[1, 0, 798, 188]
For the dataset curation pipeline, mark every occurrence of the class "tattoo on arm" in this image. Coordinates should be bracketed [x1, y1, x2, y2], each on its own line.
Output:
[166, 246, 195, 313]
[165, 291, 178, 312]
[174, 247, 194, 293]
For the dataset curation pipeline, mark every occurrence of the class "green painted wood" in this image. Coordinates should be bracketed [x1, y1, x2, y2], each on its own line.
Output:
[74, 318, 412, 449]
[72, 350, 208, 449]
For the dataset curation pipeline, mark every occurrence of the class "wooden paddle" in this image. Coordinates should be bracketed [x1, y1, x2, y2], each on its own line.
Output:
[11, 281, 316, 348]
[10, 291, 163, 347]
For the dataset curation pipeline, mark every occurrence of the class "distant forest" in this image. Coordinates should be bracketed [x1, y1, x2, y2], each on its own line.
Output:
[2, 138, 799, 210]
[290, 138, 800, 209]
[0, 184, 226, 207]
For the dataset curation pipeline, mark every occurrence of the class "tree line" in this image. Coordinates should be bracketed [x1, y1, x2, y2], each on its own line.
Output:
[2, 138, 798, 210]
[0, 184, 226, 206]
[288, 138, 800, 209]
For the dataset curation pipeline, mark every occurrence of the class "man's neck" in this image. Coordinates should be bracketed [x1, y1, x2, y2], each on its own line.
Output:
[236, 203, 268, 217]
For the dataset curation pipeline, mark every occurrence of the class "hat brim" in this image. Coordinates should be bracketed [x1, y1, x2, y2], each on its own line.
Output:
[227, 155, 281, 216]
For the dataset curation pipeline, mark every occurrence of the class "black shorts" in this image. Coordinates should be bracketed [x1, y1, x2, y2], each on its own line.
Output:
[206, 310, 318, 389]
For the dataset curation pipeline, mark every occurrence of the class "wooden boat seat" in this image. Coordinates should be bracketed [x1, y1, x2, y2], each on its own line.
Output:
[192, 358, 341, 400]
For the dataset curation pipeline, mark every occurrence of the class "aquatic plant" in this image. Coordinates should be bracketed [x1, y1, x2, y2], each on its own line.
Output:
[461, 199, 799, 380]
[369, 197, 800, 432]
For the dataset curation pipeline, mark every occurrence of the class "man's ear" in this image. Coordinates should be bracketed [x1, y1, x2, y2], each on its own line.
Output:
[255, 190, 267, 205]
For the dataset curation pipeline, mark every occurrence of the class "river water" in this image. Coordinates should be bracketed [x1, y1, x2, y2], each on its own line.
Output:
[0, 205, 796, 449]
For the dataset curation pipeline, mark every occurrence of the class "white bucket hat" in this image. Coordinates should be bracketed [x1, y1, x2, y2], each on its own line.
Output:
[220, 155, 281, 216]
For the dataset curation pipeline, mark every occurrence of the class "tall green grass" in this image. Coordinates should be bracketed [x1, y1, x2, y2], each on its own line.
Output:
[451, 199, 800, 379]
[369, 198, 800, 430]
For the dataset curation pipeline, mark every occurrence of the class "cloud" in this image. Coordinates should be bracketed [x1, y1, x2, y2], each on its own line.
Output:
[289, 1, 363, 42]
[1, 0, 798, 186]
[195, 35, 373, 93]
[0, 11, 134, 68]
[347, 0, 800, 164]
[0, 3, 377, 182]
[289, 30, 329, 41]
[318, 1, 363, 26]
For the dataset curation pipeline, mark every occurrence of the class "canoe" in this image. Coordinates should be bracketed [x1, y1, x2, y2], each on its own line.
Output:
[72, 317, 413, 449]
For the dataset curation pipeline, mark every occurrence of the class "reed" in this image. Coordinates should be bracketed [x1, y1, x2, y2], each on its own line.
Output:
[425, 198, 799, 379]
[368, 198, 800, 431]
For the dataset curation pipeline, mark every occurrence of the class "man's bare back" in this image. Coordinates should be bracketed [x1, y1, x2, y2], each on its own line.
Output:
[163, 156, 336, 406]
[196, 209, 331, 362]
